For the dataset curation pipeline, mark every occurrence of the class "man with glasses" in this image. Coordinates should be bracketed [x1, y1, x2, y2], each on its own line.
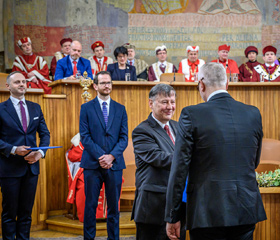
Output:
[79, 71, 128, 240]
[165, 62, 266, 240]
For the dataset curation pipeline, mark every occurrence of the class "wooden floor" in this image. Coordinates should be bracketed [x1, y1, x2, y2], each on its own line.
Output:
[46, 212, 136, 236]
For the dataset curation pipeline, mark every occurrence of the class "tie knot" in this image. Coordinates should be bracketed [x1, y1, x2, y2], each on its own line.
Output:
[19, 100, 23, 106]
[102, 102, 107, 106]
[164, 125, 169, 131]
[161, 64, 165, 68]
[73, 61, 77, 65]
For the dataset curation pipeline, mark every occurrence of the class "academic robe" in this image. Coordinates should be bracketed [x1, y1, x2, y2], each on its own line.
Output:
[148, 62, 177, 81]
[211, 59, 239, 74]
[50, 52, 66, 77]
[88, 55, 113, 78]
[12, 54, 52, 94]
[252, 64, 280, 82]
[239, 61, 260, 82]
[178, 59, 205, 82]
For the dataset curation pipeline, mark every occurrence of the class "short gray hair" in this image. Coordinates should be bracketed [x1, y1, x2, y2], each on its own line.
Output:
[6, 71, 24, 84]
[149, 84, 176, 101]
[200, 62, 227, 87]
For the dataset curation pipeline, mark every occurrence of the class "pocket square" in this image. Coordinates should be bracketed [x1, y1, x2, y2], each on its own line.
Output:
[33, 117, 39, 120]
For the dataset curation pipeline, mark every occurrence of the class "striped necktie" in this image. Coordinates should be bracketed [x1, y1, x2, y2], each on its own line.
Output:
[102, 102, 108, 126]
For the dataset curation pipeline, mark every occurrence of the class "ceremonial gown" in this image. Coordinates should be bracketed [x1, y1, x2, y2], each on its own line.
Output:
[12, 54, 52, 94]
[252, 63, 280, 82]
[211, 58, 239, 74]
[238, 60, 260, 82]
[148, 62, 177, 81]
[50, 52, 66, 77]
[88, 55, 113, 78]
[178, 59, 205, 82]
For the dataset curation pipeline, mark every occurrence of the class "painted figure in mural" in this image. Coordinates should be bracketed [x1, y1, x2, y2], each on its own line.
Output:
[50, 38, 72, 78]
[211, 44, 239, 77]
[178, 46, 205, 82]
[54, 41, 93, 80]
[123, 43, 149, 81]
[107, 46, 137, 81]
[199, 0, 260, 14]
[88, 41, 113, 79]
[252, 46, 280, 82]
[238, 46, 260, 82]
[12, 37, 52, 94]
[148, 45, 177, 81]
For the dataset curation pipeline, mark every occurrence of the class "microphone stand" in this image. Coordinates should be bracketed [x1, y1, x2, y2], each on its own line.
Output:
[173, 71, 176, 82]
[226, 64, 232, 82]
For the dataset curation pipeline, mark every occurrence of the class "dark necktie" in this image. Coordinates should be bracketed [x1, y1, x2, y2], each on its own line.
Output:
[102, 102, 108, 126]
[19, 101, 27, 132]
[164, 125, 174, 145]
[160, 64, 166, 73]
[73, 61, 77, 76]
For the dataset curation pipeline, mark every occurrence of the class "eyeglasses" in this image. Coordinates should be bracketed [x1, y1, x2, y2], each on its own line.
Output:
[197, 77, 204, 91]
[99, 82, 112, 86]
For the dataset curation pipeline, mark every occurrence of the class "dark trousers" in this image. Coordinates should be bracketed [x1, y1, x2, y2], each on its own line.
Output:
[83, 168, 123, 240]
[0, 169, 38, 240]
[136, 222, 169, 240]
[189, 224, 255, 240]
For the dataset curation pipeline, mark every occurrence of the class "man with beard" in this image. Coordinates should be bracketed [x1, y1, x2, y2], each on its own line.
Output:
[88, 41, 113, 79]
[239, 46, 260, 82]
[12, 37, 52, 94]
[178, 46, 205, 82]
[0, 71, 50, 239]
[79, 71, 128, 239]
[50, 38, 72, 77]
[54, 40, 93, 80]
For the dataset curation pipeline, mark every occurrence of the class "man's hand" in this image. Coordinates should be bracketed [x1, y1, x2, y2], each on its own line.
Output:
[99, 154, 114, 169]
[30, 77, 39, 84]
[166, 221, 181, 240]
[68, 75, 76, 80]
[27, 72, 35, 78]
[24, 151, 43, 164]
[15, 146, 31, 156]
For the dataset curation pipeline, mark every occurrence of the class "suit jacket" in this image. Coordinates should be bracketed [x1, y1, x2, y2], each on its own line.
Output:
[107, 62, 137, 81]
[79, 97, 128, 170]
[0, 98, 50, 177]
[131, 113, 178, 225]
[54, 55, 93, 80]
[165, 93, 266, 230]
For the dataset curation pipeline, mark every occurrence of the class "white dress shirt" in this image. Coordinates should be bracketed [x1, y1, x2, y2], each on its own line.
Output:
[97, 96, 111, 116]
[207, 90, 228, 102]
[152, 113, 175, 141]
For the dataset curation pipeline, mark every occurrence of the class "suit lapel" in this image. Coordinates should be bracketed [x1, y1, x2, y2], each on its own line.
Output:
[92, 98, 106, 130]
[106, 100, 115, 131]
[5, 99, 24, 133]
[26, 101, 35, 132]
[67, 56, 73, 74]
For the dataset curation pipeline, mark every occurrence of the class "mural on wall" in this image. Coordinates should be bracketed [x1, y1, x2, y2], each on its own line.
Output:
[2, 0, 280, 69]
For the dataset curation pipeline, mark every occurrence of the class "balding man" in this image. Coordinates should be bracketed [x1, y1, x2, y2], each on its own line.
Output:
[54, 41, 93, 80]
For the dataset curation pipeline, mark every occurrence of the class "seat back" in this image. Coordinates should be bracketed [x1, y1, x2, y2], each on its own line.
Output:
[160, 73, 185, 82]
[0, 72, 8, 88]
[123, 139, 136, 188]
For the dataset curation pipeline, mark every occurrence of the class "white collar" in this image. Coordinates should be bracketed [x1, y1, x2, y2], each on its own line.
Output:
[10, 95, 26, 105]
[158, 61, 166, 66]
[152, 113, 170, 129]
[207, 90, 228, 101]
[265, 62, 275, 67]
[70, 56, 79, 63]
[97, 96, 111, 106]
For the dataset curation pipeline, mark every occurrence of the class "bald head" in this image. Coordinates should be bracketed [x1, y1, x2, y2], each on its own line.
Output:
[70, 41, 82, 60]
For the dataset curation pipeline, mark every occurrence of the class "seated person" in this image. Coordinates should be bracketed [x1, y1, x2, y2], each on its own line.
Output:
[178, 46, 205, 82]
[50, 38, 72, 78]
[148, 45, 177, 81]
[123, 43, 149, 81]
[66, 133, 107, 222]
[107, 46, 137, 81]
[211, 44, 239, 77]
[12, 37, 52, 94]
[239, 46, 260, 82]
[54, 41, 93, 80]
[252, 45, 280, 82]
[88, 41, 113, 79]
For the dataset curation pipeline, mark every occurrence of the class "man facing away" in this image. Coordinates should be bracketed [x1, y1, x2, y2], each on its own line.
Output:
[0, 71, 50, 239]
[79, 71, 128, 239]
[165, 62, 266, 240]
[132, 84, 187, 240]
[54, 40, 93, 80]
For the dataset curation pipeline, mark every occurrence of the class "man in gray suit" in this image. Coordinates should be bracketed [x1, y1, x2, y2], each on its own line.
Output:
[165, 62, 266, 240]
[131, 84, 180, 240]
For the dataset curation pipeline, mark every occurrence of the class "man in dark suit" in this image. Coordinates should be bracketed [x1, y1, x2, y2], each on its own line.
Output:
[165, 62, 267, 240]
[79, 71, 128, 240]
[0, 71, 50, 239]
[54, 40, 93, 80]
[132, 84, 180, 240]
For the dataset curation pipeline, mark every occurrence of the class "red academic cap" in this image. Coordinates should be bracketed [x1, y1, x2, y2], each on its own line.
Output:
[244, 46, 258, 57]
[60, 38, 72, 46]
[218, 44, 230, 52]
[262, 45, 277, 55]
[17, 37, 31, 47]
[91, 41, 104, 51]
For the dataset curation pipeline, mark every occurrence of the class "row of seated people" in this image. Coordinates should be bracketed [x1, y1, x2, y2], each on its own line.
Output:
[11, 37, 280, 94]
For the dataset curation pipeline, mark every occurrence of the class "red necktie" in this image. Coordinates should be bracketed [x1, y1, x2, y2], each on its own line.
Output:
[73, 61, 77, 76]
[164, 125, 174, 145]
[130, 61, 133, 65]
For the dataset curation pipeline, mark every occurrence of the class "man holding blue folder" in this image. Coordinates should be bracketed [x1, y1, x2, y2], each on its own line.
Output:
[0, 71, 50, 239]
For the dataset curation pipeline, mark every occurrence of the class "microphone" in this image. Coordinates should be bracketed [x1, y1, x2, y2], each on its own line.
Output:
[226, 63, 232, 82]
[173, 71, 176, 82]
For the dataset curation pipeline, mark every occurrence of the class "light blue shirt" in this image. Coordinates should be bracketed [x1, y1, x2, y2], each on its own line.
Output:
[97, 96, 111, 116]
